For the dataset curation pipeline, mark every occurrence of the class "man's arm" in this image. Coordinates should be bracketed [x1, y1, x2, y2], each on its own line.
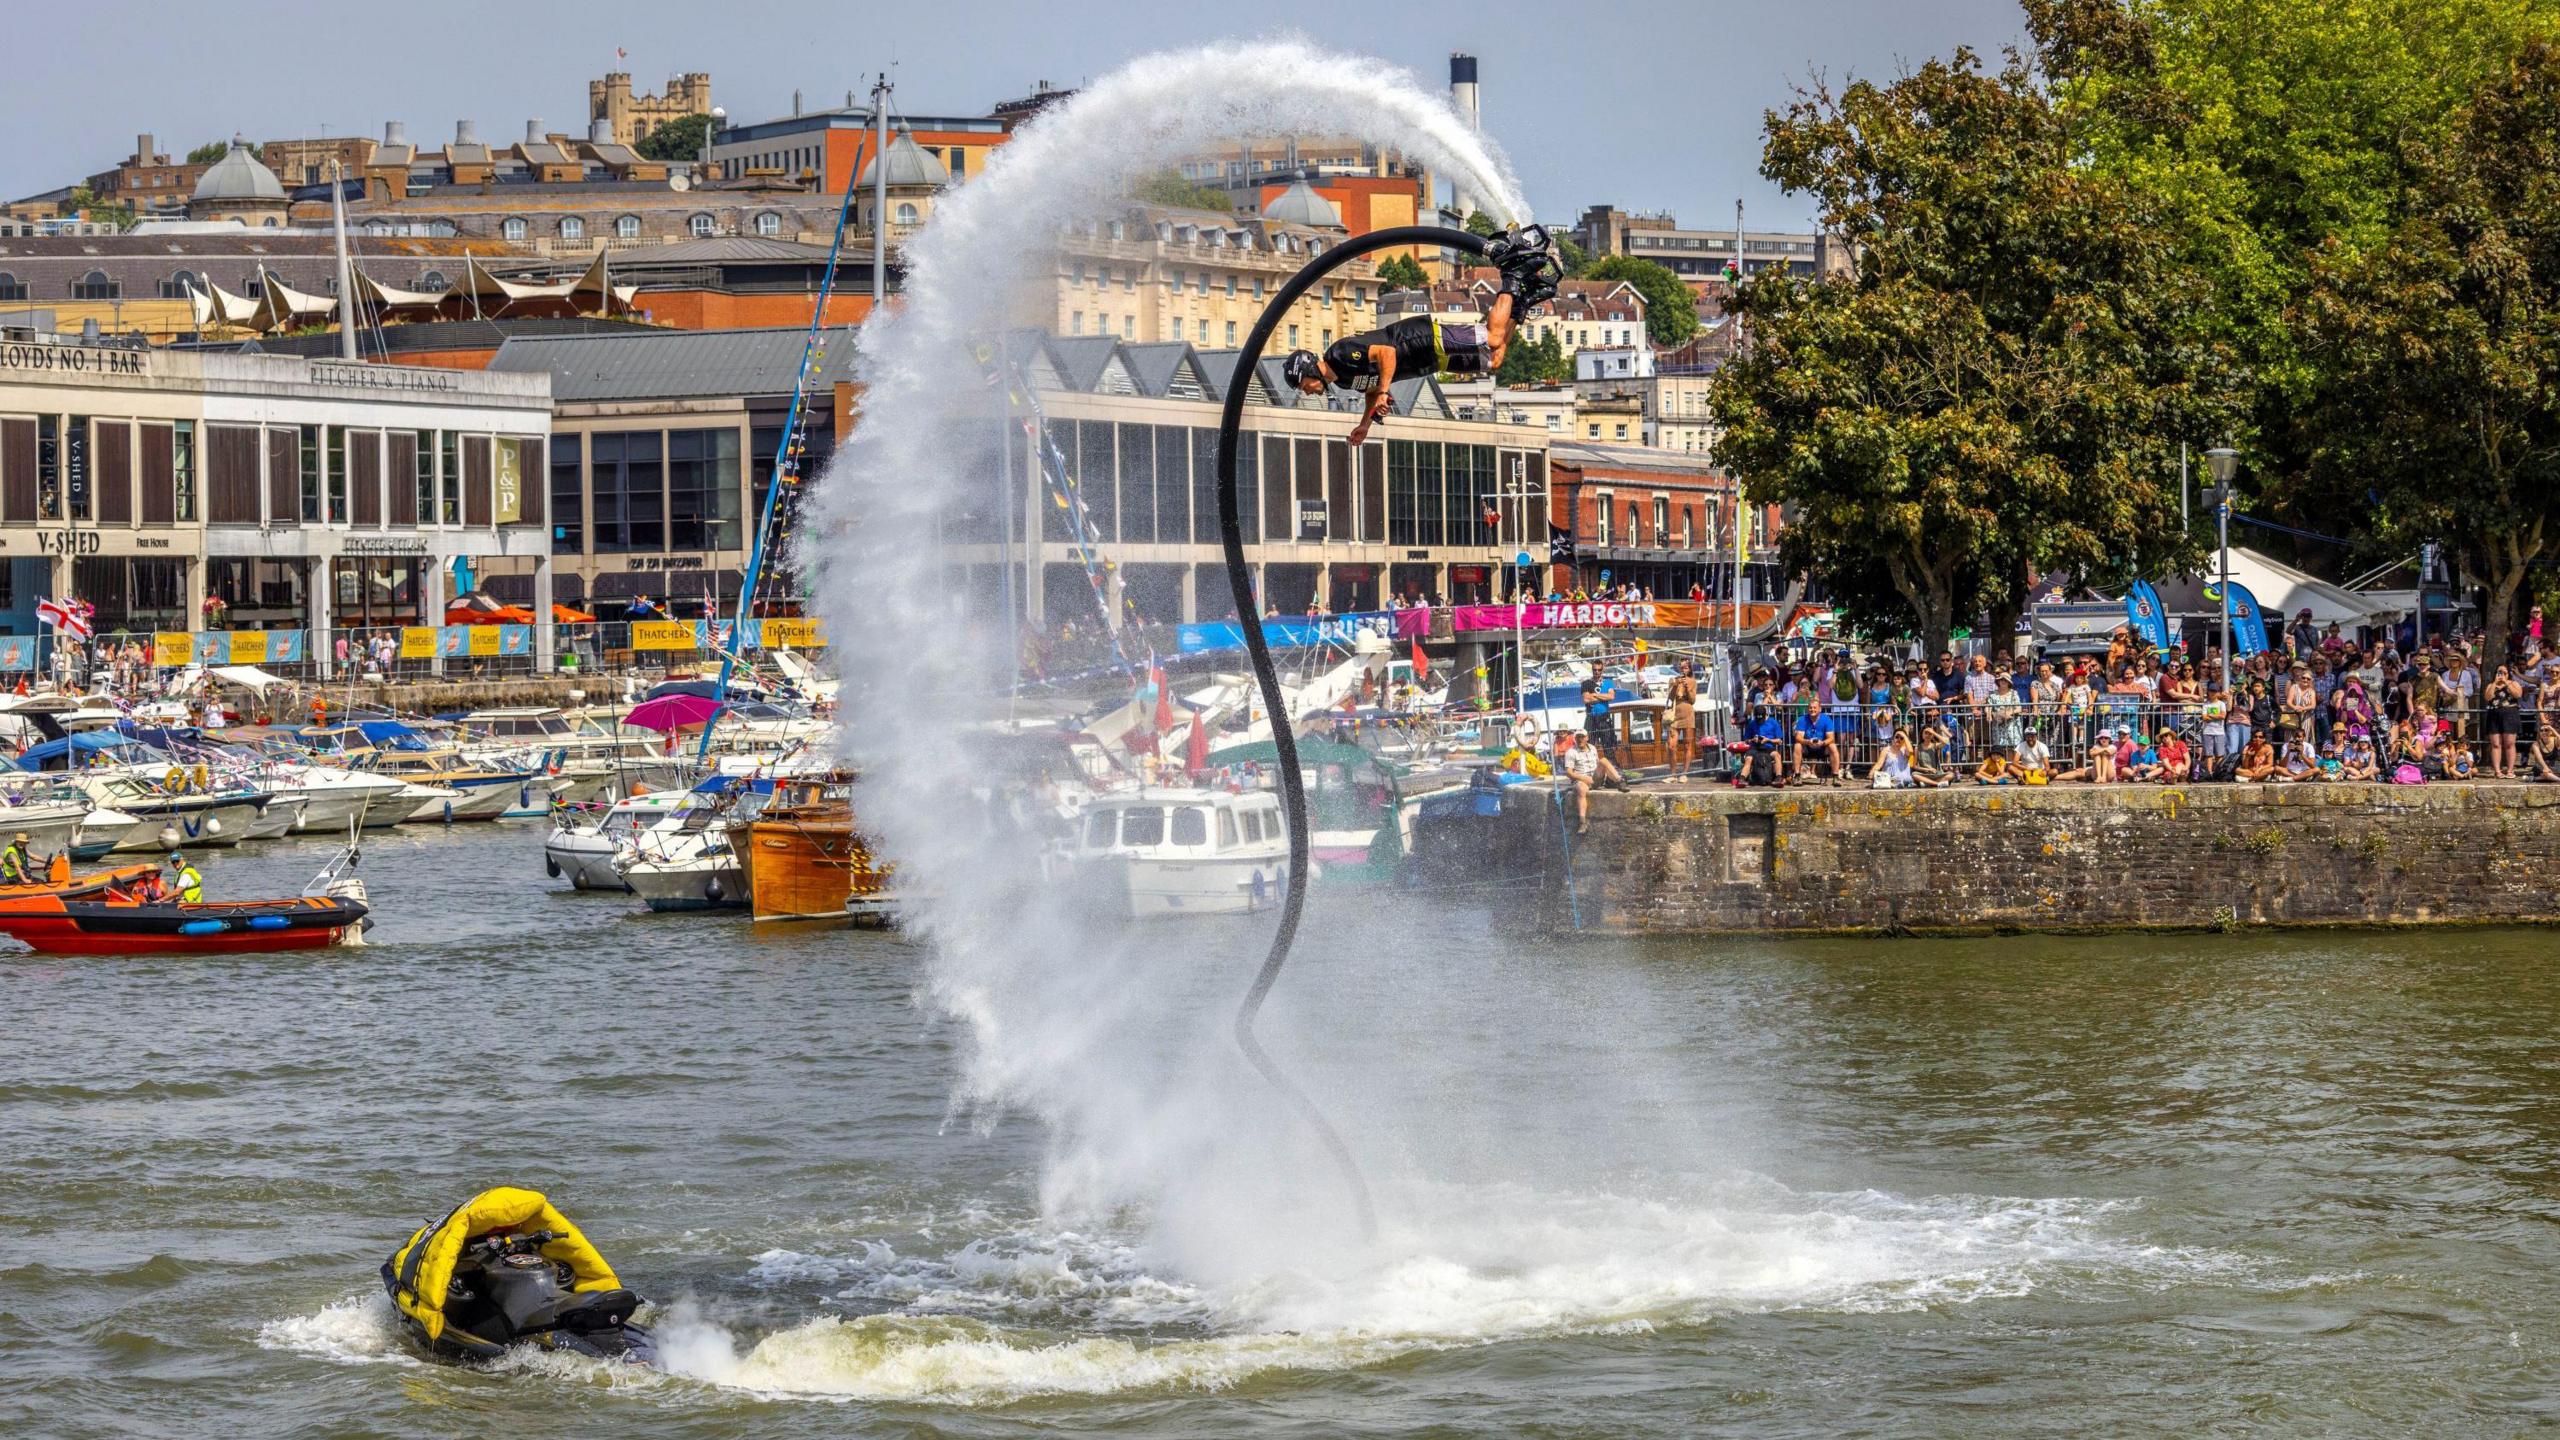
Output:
[1347, 346, 1397, 446]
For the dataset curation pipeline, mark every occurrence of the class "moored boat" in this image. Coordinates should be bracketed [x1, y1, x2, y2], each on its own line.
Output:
[733, 773, 889, 922]
[1072, 787, 1290, 918]
[0, 893, 368, 954]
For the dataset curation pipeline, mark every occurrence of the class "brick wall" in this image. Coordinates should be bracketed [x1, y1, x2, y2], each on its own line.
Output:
[1486, 782, 2560, 935]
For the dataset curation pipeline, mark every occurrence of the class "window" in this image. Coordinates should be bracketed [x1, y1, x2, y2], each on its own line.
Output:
[439, 431, 461, 524]
[1170, 808, 1207, 846]
[1070, 311, 1083, 335]
[1121, 269, 1134, 293]
[1654, 496, 1670, 545]
[755, 211, 781, 236]
[414, 430, 436, 523]
[949, 148, 966, 180]
[416, 269, 450, 292]
[72, 269, 118, 300]
[172, 420, 195, 522]
[1195, 272, 1208, 295]
[666, 427, 741, 551]
[1594, 494, 1612, 547]
[1084, 811, 1115, 849]
[689, 213, 715, 237]
[1121, 807, 1163, 846]
[558, 217, 584, 241]
[1322, 329, 1332, 347]
[548, 434, 582, 552]
[1166, 268, 1181, 291]
[1225, 274, 1237, 298]
[895, 202, 918, 225]
[1122, 315, 1134, 339]
[589, 429, 663, 552]
[500, 217, 528, 241]
[300, 424, 322, 523]
[1218, 808, 1239, 849]
[1253, 277, 1266, 300]
[1628, 503, 1644, 545]
[1197, 319, 1209, 343]
[159, 270, 201, 299]
[615, 214, 640, 239]
[0, 273, 22, 301]
[1321, 283, 1334, 304]
[1614, 423, 1629, 440]
[1287, 324, 1298, 348]
[326, 425, 348, 523]
[1225, 320, 1237, 345]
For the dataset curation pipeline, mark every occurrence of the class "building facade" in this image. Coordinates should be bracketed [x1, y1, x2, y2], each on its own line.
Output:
[0, 334, 554, 669]
[1050, 197, 1383, 350]
[591, 71, 712, 150]
[1572, 205, 1850, 285]
[1548, 441, 1780, 601]
[706, 102, 1009, 195]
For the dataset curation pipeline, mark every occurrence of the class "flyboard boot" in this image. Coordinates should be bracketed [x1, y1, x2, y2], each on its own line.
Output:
[1485, 224, 1563, 310]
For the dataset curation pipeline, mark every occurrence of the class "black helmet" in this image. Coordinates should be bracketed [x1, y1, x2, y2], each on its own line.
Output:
[1281, 350, 1323, 391]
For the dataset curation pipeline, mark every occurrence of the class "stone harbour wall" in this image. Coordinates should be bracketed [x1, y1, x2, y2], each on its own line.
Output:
[1484, 781, 2560, 935]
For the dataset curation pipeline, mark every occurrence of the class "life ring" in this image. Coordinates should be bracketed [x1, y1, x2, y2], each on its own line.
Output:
[163, 766, 191, 794]
[1510, 715, 1541, 749]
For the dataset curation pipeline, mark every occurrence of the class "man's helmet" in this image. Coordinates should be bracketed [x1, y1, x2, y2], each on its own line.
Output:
[1281, 350, 1324, 391]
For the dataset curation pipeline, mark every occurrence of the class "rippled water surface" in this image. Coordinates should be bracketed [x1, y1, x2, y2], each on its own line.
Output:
[10, 824, 2560, 1436]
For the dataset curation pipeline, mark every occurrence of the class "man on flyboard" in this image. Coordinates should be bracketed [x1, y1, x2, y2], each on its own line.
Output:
[1281, 225, 1563, 446]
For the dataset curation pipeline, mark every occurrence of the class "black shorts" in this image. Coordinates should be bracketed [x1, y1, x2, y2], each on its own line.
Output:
[1434, 322, 1493, 376]
[2491, 706, 2522, 736]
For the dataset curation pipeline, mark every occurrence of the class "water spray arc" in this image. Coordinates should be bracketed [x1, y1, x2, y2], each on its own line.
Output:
[1216, 224, 1497, 1244]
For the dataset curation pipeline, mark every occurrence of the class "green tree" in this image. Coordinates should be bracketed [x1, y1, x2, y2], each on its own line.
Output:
[1496, 329, 1569, 386]
[1711, 41, 2236, 654]
[185, 139, 229, 165]
[2037, 0, 2556, 515]
[1374, 253, 1430, 291]
[63, 184, 132, 231]
[636, 113, 713, 162]
[1134, 171, 1234, 212]
[2307, 36, 2560, 664]
[1583, 255, 1700, 348]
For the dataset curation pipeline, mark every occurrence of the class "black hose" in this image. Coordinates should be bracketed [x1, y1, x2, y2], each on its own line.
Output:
[1215, 224, 1495, 1242]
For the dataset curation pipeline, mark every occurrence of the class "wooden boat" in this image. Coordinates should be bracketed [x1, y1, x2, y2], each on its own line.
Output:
[0, 892, 368, 955]
[734, 773, 892, 922]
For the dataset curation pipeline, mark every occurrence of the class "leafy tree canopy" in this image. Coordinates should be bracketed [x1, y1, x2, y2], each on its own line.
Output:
[185, 140, 229, 165]
[636, 113, 713, 163]
[1374, 253, 1430, 291]
[1134, 171, 1234, 212]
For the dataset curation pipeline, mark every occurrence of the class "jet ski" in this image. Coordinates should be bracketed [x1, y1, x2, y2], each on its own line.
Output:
[380, 1186, 656, 1366]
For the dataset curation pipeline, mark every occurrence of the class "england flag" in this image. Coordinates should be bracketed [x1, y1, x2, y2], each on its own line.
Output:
[36, 598, 90, 640]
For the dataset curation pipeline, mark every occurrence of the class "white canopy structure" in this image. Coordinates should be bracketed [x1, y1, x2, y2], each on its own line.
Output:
[2156, 545, 2396, 628]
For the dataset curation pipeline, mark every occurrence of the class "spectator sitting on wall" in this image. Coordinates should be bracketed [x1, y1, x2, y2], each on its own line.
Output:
[2155, 729, 2192, 783]
[1793, 707, 1846, 784]
[2016, 731, 2054, 784]
[1974, 745, 2019, 785]
[2343, 732, 2381, 780]
[2235, 733, 2279, 782]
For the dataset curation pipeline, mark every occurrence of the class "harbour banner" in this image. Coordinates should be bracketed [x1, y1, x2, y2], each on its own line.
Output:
[2225, 581, 2271, 656]
[632, 619, 702, 651]
[1176, 610, 1424, 654]
[400, 627, 439, 659]
[223, 629, 305, 664]
[193, 633, 227, 664]
[153, 632, 192, 667]
[499, 624, 532, 656]
[758, 617, 825, 649]
[0, 636, 34, 670]
[1450, 600, 1708, 633]
[437, 626, 469, 658]
[467, 625, 503, 657]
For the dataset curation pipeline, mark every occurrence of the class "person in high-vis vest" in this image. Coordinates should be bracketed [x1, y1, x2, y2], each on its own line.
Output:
[0, 832, 31, 886]
[169, 852, 203, 903]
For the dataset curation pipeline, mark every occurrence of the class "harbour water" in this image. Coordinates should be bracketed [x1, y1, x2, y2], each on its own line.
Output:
[9, 825, 2560, 1435]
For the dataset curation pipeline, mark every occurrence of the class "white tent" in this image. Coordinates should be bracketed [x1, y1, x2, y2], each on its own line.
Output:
[211, 664, 291, 693]
[2156, 545, 2393, 629]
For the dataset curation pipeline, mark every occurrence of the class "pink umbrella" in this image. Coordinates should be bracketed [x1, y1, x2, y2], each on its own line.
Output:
[622, 694, 725, 732]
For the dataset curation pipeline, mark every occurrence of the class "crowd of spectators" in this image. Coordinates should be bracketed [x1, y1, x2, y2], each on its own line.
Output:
[1719, 610, 2560, 789]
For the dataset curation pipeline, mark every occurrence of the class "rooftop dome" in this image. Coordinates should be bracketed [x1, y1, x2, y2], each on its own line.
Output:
[1261, 179, 1342, 229]
[192, 136, 285, 203]
[857, 132, 949, 190]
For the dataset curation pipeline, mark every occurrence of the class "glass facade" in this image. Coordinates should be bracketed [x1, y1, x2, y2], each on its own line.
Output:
[666, 428, 741, 551]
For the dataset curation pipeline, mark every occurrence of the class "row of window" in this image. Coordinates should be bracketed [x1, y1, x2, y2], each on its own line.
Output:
[1586, 493, 1765, 550]
[488, 211, 792, 243]
[1080, 218, 1337, 256]
[1064, 264, 1371, 310]
[549, 428, 748, 554]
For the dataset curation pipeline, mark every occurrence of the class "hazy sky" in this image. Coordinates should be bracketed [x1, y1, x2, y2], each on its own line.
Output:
[6, 0, 2025, 229]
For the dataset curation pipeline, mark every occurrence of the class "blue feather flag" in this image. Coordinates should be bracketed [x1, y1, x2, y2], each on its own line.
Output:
[2124, 579, 2172, 650]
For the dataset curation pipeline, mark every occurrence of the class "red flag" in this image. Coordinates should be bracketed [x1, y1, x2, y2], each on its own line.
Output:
[1151, 665, 1174, 736]
[1185, 714, 1209, 775]
[1412, 636, 1428, 684]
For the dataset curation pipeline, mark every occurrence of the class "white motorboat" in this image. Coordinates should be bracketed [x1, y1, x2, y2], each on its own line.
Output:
[68, 770, 261, 849]
[78, 806, 157, 857]
[387, 783, 471, 824]
[1071, 788, 1290, 919]
[0, 778, 100, 860]
[546, 789, 693, 891]
[241, 793, 310, 841]
[618, 845, 748, 912]
[257, 763, 412, 833]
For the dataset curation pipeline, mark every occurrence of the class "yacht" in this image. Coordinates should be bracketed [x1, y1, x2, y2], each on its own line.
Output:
[1071, 788, 1289, 919]
[546, 789, 692, 891]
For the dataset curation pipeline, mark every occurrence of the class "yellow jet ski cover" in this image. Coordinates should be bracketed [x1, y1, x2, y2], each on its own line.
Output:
[383, 1186, 624, 1353]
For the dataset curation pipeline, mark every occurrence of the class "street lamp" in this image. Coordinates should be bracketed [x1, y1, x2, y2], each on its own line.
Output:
[2204, 446, 2238, 694]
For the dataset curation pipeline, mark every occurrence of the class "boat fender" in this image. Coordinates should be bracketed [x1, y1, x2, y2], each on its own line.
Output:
[178, 919, 226, 936]
[545, 855, 562, 879]
[249, 915, 289, 931]
[703, 877, 724, 903]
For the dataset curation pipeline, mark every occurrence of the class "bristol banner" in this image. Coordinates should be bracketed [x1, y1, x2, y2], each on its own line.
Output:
[1176, 609, 1431, 655]
[1450, 600, 1709, 633]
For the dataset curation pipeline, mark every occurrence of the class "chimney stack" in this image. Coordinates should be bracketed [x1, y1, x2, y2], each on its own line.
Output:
[526, 118, 543, 144]
[384, 120, 407, 147]
[456, 119, 479, 147]
[589, 117, 612, 145]
[136, 133, 155, 166]
[792, 89, 803, 116]
[1449, 53, 1480, 218]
